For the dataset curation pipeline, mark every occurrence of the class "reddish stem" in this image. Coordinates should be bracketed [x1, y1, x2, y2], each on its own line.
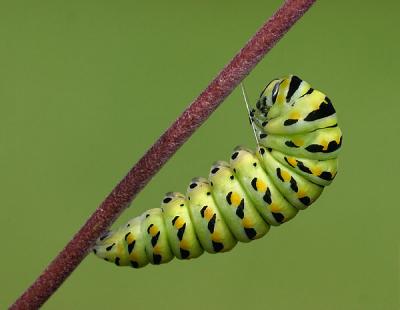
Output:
[10, 1, 316, 309]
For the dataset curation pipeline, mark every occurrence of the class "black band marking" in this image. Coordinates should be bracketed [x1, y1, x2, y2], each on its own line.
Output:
[151, 231, 160, 247]
[285, 141, 299, 148]
[284, 119, 298, 126]
[226, 192, 233, 204]
[304, 97, 336, 122]
[300, 87, 314, 98]
[276, 168, 284, 182]
[172, 216, 179, 225]
[208, 214, 216, 233]
[305, 136, 342, 153]
[263, 188, 272, 204]
[286, 75, 302, 103]
[272, 212, 285, 223]
[284, 157, 296, 168]
[128, 240, 136, 254]
[212, 241, 224, 252]
[163, 197, 172, 204]
[244, 227, 257, 239]
[211, 167, 219, 174]
[130, 260, 139, 268]
[251, 178, 258, 191]
[236, 199, 245, 219]
[319, 171, 333, 180]
[106, 243, 115, 251]
[200, 206, 207, 218]
[153, 254, 162, 264]
[299, 196, 311, 206]
[297, 160, 312, 174]
[180, 248, 190, 259]
[290, 177, 298, 192]
[177, 223, 186, 241]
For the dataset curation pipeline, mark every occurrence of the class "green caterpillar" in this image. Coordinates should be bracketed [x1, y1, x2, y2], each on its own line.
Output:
[93, 75, 342, 268]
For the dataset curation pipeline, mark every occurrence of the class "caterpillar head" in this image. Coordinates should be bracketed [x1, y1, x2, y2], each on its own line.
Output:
[256, 78, 281, 114]
[256, 75, 310, 113]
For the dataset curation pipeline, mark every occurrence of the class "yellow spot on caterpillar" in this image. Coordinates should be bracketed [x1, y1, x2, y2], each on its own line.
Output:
[117, 243, 124, 253]
[180, 240, 189, 249]
[269, 203, 281, 213]
[126, 234, 135, 244]
[256, 179, 267, 192]
[204, 207, 214, 220]
[289, 111, 300, 119]
[311, 167, 322, 175]
[212, 232, 222, 242]
[242, 217, 252, 228]
[149, 225, 158, 236]
[281, 170, 291, 182]
[286, 157, 297, 167]
[320, 139, 329, 150]
[292, 138, 304, 146]
[312, 97, 322, 110]
[174, 217, 185, 229]
[297, 190, 306, 198]
[277, 94, 285, 104]
[129, 252, 138, 260]
[278, 79, 290, 103]
[153, 245, 160, 253]
[231, 192, 241, 206]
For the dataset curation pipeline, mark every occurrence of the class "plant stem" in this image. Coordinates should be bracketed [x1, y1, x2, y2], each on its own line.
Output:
[10, 1, 316, 309]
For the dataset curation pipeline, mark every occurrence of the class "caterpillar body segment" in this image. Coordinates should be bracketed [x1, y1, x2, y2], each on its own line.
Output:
[269, 149, 338, 186]
[93, 75, 342, 268]
[208, 160, 270, 242]
[257, 147, 323, 210]
[229, 147, 297, 226]
[256, 89, 337, 135]
[186, 177, 237, 253]
[259, 126, 342, 160]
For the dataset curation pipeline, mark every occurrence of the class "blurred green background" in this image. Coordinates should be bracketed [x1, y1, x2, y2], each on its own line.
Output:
[1, 0, 399, 309]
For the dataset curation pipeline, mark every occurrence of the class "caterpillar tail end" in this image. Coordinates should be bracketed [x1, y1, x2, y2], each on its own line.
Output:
[93, 216, 150, 268]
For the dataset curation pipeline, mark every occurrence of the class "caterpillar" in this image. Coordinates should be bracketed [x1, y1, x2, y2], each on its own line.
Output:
[93, 75, 342, 268]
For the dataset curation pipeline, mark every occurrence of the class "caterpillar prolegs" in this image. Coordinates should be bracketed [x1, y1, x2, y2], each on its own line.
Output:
[93, 75, 342, 268]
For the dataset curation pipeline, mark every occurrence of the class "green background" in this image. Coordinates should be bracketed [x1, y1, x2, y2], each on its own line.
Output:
[1, 0, 399, 309]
